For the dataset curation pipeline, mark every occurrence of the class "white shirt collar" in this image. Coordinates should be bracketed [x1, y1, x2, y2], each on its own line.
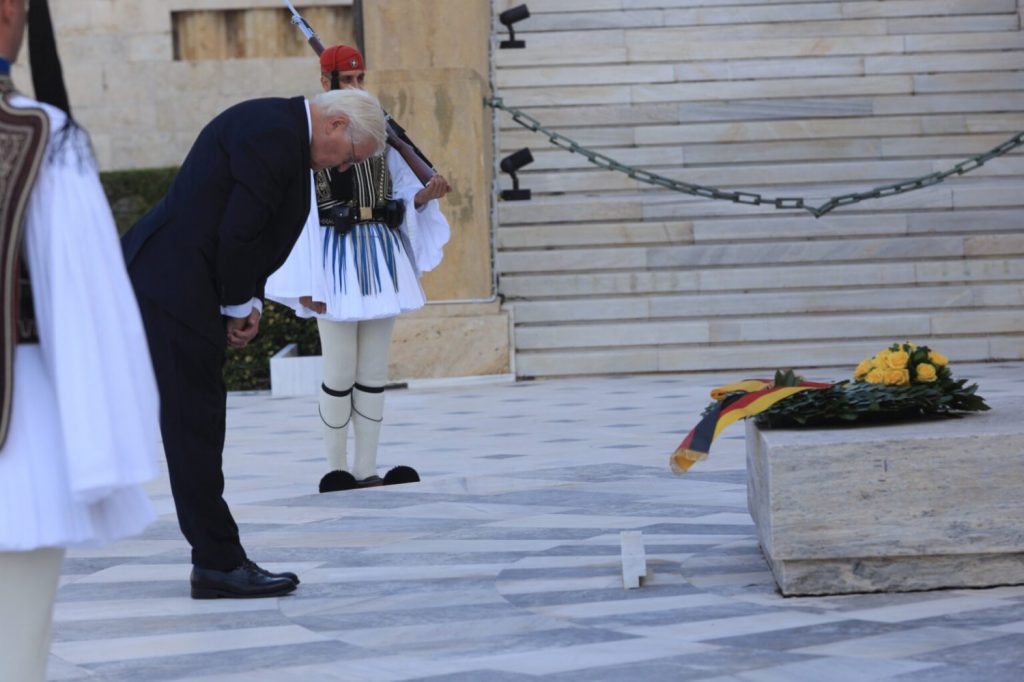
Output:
[304, 98, 312, 142]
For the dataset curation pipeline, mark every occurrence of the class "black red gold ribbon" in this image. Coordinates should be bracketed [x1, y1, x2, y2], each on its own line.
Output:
[670, 379, 831, 475]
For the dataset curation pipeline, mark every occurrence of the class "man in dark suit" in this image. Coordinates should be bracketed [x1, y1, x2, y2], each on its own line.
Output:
[122, 88, 387, 599]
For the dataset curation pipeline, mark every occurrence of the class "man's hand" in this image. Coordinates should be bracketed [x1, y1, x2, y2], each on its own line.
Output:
[226, 308, 261, 348]
[299, 296, 327, 315]
[414, 174, 451, 209]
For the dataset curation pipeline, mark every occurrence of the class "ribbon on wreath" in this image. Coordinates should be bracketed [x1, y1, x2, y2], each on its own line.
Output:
[670, 379, 832, 475]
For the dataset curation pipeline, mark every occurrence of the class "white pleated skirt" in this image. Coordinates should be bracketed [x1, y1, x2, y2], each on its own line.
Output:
[0, 346, 156, 551]
[269, 221, 427, 322]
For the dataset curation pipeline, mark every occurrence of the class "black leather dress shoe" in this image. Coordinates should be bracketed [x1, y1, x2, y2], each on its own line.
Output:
[244, 559, 300, 585]
[191, 563, 297, 599]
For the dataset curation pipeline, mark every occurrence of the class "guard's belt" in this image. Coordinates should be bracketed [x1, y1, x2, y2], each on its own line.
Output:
[323, 200, 405, 233]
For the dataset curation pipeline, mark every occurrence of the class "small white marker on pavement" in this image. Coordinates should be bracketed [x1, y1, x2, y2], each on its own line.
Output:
[620, 530, 647, 589]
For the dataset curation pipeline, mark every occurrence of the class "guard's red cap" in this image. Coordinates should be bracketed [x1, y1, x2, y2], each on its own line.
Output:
[320, 44, 365, 73]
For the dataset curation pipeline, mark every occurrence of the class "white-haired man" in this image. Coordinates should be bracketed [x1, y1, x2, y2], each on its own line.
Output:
[122, 87, 387, 599]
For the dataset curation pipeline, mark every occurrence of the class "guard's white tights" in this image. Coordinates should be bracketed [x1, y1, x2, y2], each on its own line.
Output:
[317, 317, 396, 480]
[0, 546, 65, 682]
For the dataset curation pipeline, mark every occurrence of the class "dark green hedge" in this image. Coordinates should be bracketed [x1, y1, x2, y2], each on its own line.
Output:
[100, 167, 179, 236]
[222, 301, 321, 391]
[100, 167, 319, 391]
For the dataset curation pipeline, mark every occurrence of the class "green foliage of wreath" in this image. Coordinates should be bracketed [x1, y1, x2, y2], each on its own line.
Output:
[751, 368, 989, 428]
[703, 353, 990, 430]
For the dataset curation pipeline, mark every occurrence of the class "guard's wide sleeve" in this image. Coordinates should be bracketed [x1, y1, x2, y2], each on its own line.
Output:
[387, 148, 450, 274]
[23, 105, 161, 506]
[265, 172, 326, 317]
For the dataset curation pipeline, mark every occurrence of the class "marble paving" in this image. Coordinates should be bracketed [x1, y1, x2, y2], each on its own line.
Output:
[48, 362, 1024, 681]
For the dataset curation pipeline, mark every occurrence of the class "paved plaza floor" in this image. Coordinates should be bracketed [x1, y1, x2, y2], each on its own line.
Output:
[48, 362, 1024, 681]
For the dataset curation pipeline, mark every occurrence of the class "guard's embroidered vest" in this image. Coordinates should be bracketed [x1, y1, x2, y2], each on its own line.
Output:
[316, 156, 405, 297]
[314, 155, 393, 217]
[0, 76, 49, 448]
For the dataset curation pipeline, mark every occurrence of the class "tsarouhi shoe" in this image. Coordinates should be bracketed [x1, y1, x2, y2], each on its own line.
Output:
[319, 470, 358, 493]
[356, 475, 384, 488]
[383, 465, 420, 485]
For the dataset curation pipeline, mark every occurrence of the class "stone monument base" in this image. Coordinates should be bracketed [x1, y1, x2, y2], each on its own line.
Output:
[745, 398, 1024, 596]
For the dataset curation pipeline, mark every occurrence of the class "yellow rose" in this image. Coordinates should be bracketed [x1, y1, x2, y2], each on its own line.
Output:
[884, 369, 910, 386]
[854, 359, 873, 380]
[886, 350, 909, 370]
[866, 368, 886, 384]
[915, 363, 937, 383]
[874, 350, 890, 366]
[928, 350, 949, 366]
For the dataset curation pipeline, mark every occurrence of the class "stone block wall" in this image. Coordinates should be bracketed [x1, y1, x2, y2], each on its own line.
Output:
[14, 1, 356, 170]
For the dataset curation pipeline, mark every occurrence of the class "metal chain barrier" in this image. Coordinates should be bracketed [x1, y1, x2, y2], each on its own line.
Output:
[486, 97, 1024, 218]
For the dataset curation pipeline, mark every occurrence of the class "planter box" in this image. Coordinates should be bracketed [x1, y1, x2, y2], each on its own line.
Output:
[268, 303, 512, 397]
[745, 398, 1024, 596]
[269, 343, 323, 397]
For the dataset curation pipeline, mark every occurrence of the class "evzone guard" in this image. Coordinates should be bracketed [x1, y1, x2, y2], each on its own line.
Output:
[267, 41, 451, 492]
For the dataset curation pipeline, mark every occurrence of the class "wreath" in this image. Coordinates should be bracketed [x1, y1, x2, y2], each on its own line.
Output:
[671, 342, 989, 475]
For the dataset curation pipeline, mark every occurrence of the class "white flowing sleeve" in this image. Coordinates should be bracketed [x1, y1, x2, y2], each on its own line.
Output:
[21, 103, 160, 505]
[266, 172, 325, 316]
[387, 147, 450, 274]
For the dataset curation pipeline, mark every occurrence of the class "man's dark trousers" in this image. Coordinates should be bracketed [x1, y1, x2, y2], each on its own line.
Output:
[135, 297, 244, 570]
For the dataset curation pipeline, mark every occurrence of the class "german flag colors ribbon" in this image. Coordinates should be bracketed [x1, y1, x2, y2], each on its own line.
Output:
[670, 379, 832, 475]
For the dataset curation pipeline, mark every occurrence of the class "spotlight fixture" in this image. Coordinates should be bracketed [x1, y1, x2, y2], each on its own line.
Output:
[499, 4, 530, 49]
[499, 147, 534, 201]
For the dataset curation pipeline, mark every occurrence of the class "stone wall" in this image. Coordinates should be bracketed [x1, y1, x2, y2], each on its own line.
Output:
[362, 0, 509, 378]
[13, 1, 355, 170]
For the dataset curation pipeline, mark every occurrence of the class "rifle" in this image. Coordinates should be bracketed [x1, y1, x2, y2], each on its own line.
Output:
[284, 0, 437, 185]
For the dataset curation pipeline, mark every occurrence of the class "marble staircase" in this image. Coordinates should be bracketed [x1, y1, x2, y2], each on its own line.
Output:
[492, 0, 1024, 377]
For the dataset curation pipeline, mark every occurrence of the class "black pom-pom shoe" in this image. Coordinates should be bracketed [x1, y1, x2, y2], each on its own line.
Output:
[383, 466, 420, 485]
[319, 470, 358, 493]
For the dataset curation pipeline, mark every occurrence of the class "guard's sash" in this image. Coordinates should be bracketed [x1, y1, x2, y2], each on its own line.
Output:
[0, 78, 49, 449]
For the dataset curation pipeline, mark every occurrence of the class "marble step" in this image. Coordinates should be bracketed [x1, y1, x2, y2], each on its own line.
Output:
[496, 105, 1019, 133]
[610, 114, 1019, 148]
[501, 157, 1024, 196]
[514, 0, 1015, 32]
[499, 115, 1023, 155]
[497, 209, 1024, 249]
[496, 18, 1019, 58]
[915, 71, 1024, 94]
[512, 335, 1024, 377]
[514, 308, 1024, 351]
[497, 257, 1024, 298]
[499, 43, 1024, 77]
[496, 180, 1024, 224]
[502, 74, 1022, 109]
[873, 92, 1024, 116]
[497, 233, 1024, 275]
[510, 284, 1024, 325]
[501, 75, 916, 107]
[521, 0, 883, 12]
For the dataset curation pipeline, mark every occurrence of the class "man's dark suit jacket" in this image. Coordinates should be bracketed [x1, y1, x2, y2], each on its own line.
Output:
[123, 97, 311, 346]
